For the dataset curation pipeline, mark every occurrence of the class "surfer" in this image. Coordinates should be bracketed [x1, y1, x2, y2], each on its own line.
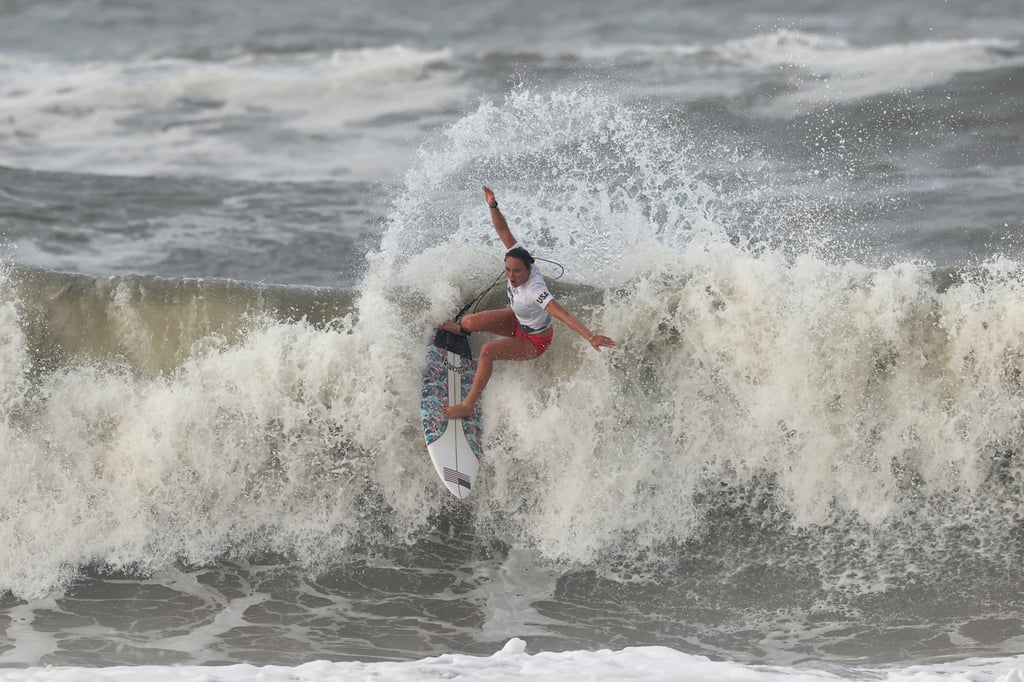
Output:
[440, 186, 616, 419]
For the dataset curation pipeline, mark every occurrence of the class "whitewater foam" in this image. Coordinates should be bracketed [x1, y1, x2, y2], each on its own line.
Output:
[0, 47, 466, 182]
[718, 30, 1024, 112]
[1, 642, 1024, 681]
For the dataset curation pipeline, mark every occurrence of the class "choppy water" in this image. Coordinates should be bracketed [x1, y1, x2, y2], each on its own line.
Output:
[2, 0, 1024, 678]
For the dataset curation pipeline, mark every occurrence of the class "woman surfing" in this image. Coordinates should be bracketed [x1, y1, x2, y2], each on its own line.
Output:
[440, 186, 616, 419]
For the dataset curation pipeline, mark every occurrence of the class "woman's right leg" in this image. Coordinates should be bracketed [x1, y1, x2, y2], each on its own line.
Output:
[441, 335, 539, 419]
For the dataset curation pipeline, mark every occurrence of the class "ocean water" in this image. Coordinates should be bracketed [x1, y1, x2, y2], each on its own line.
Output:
[3, 0, 1024, 679]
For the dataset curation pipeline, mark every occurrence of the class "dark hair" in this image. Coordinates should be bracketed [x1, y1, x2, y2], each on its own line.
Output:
[505, 247, 535, 268]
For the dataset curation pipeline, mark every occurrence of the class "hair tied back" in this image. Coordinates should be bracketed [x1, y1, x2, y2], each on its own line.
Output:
[505, 247, 535, 266]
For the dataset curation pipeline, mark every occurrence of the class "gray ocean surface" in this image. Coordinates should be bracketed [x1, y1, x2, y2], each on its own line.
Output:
[2, 0, 1024, 671]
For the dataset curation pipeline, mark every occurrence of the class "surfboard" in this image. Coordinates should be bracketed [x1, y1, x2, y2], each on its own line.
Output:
[421, 328, 483, 499]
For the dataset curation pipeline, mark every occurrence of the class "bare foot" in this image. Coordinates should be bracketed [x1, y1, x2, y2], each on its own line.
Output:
[442, 402, 475, 419]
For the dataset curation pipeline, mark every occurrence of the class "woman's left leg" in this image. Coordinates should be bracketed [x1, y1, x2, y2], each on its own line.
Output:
[440, 309, 517, 337]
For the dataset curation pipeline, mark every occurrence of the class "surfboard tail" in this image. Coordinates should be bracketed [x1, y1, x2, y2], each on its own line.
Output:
[432, 329, 472, 358]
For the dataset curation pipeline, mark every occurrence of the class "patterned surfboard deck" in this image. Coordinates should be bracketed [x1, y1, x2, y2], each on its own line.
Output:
[421, 329, 482, 498]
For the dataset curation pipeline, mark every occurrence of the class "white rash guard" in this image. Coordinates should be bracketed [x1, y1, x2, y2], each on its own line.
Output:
[505, 242, 554, 334]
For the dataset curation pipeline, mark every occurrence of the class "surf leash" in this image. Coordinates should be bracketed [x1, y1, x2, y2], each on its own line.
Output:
[453, 271, 505, 323]
[534, 256, 565, 280]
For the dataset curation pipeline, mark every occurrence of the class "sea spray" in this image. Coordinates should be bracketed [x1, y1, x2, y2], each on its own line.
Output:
[379, 87, 730, 283]
[0, 267, 30, 420]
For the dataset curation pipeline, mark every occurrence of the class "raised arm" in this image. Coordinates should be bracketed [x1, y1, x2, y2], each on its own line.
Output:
[483, 185, 517, 250]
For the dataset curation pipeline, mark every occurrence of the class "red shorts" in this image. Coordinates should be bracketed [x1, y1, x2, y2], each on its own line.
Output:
[514, 323, 553, 356]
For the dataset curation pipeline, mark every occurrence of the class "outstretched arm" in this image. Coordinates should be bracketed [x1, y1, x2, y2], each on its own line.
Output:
[546, 300, 616, 352]
[483, 185, 517, 250]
